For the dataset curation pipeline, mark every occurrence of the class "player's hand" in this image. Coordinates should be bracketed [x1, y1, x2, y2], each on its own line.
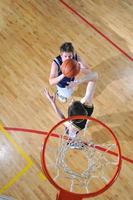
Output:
[43, 88, 56, 104]
[67, 80, 79, 89]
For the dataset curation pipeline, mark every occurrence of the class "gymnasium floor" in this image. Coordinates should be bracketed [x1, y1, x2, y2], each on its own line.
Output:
[0, 0, 133, 199]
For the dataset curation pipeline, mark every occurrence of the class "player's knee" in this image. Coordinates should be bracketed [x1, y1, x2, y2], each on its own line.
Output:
[94, 72, 98, 81]
[91, 71, 98, 81]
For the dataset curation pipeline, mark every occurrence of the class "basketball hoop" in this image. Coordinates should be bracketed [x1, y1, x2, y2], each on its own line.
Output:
[41, 116, 122, 200]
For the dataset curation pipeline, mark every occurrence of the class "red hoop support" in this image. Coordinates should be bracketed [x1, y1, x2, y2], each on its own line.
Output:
[41, 116, 122, 199]
[56, 190, 83, 200]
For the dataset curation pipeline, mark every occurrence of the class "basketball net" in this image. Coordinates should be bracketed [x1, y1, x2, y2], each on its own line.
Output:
[41, 116, 122, 200]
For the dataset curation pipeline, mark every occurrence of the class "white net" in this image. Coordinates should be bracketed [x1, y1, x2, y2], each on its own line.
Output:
[54, 136, 118, 192]
[44, 117, 121, 194]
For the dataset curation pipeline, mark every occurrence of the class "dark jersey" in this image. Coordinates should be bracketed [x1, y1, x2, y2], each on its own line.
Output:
[53, 54, 78, 88]
[71, 104, 94, 130]
[65, 104, 94, 135]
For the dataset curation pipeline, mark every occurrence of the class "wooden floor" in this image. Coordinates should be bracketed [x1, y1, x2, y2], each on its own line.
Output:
[0, 0, 133, 199]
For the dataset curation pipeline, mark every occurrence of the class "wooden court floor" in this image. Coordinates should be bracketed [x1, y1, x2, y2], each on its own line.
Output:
[0, 0, 133, 199]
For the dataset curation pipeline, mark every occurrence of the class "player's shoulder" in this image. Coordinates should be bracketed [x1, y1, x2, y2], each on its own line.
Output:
[53, 55, 62, 66]
[51, 60, 58, 68]
[80, 99, 93, 108]
[83, 102, 93, 107]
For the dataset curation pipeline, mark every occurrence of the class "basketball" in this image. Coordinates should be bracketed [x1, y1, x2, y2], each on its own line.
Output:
[61, 59, 80, 78]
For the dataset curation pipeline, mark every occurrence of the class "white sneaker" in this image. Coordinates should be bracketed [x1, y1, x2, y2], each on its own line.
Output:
[68, 141, 87, 150]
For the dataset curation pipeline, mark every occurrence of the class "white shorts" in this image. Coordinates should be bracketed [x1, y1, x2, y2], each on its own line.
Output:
[56, 85, 74, 99]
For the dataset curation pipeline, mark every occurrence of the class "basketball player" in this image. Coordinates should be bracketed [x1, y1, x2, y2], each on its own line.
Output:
[49, 42, 95, 103]
[44, 71, 98, 140]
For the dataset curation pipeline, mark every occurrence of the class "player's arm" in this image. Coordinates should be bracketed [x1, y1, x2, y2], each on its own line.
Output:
[49, 61, 65, 86]
[43, 89, 78, 137]
[80, 81, 96, 105]
[67, 71, 98, 91]
[79, 72, 98, 105]
[43, 88, 65, 120]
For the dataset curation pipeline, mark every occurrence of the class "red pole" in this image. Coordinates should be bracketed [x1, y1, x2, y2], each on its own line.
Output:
[56, 191, 82, 200]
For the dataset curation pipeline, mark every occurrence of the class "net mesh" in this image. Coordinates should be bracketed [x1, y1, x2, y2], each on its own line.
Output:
[54, 135, 118, 192]
[43, 117, 121, 195]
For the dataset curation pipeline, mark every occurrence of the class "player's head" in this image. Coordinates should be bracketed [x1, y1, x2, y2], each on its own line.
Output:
[68, 101, 87, 120]
[60, 42, 74, 62]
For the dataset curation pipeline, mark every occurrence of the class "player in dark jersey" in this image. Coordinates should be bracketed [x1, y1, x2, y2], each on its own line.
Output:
[43, 71, 98, 139]
[49, 42, 92, 102]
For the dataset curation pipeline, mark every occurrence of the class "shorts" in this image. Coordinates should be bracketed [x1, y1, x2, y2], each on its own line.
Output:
[56, 85, 74, 102]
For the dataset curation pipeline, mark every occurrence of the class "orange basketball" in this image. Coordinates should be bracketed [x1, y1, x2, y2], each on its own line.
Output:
[61, 59, 80, 78]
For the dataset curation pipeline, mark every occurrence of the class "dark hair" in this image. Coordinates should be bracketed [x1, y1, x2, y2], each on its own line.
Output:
[68, 101, 86, 117]
[60, 42, 74, 53]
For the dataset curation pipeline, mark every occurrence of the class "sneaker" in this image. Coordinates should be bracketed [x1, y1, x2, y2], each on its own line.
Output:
[68, 141, 87, 150]
[56, 92, 67, 103]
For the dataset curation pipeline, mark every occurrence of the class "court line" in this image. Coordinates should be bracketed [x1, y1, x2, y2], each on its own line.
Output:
[0, 124, 33, 194]
[38, 171, 46, 181]
[59, 0, 133, 62]
[4, 127, 133, 164]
